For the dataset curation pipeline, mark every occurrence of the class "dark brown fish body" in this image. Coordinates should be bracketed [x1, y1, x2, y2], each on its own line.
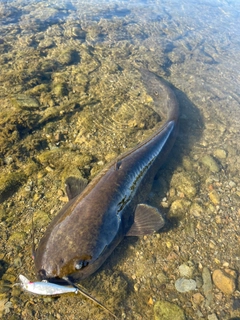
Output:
[34, 69, 179, 282]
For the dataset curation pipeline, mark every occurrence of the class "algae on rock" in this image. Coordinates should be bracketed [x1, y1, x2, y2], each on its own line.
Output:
[154, 300, 186, 320]
[0, 171, 27, 203]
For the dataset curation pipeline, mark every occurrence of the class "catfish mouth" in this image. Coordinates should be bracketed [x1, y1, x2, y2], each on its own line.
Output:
[38, 269, 72, 285]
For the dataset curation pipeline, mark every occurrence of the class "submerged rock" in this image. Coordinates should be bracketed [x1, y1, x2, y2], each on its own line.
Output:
[168, 199, 191, 220]
[189, 202, 204, 217]
[213, 149, 227, 159]
[208, 190, 220, 205]
[171, 172, 197, 199]
[154, 300, 186, 320]
[11, 94, 40, 110]
[179, 262, 195, 278]
[212, 269, 237, 294]
[58, 49, 80, 66]
[202, 267, 213, 307]
[52, 83, 68, 97]
[0, 171, 27, 203]
[175, 278, 197, 293]
[200, 155, 220, 173]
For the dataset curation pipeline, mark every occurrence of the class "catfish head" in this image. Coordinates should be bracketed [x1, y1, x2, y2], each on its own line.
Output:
[34, 177, 122, 282]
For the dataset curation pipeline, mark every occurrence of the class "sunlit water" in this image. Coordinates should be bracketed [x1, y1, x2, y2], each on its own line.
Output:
[0, 0, 240, 319]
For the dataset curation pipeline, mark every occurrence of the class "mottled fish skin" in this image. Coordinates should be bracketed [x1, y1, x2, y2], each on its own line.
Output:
[34, 69, 179, 282]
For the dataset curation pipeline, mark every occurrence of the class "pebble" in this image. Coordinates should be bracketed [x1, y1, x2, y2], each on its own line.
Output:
[148, 297, 154, 305]
[191, 292, 204, 305]
[8, 232, 27, 245]
[157, 272, 168, 284]
[229, 180, 236, 188]
[212, 269, 237, 294]
[189, 202, 204, 217]
[208, 190, 220, 205]
[0, 297, 8, 317]
[213, 149, 227, 159]
[170, 172, 197, 198]
[195, 275, 203, 288]
[202, 267, 213, 306]
[154, 300, 186, 320]
[11, 94, 40, 109]
[179, 263, 194, 278]
[38, 38, 55, 49]
[0, 171, 27, 203]
[52, 83, 68, 97]
[175, 278, 197, 293]
[3, 157, 13, 165]
[169, 199, 191, 220]
[200, 155, 220, 173]
[58, 49, 77, 66]
[208, 314, 218, 320]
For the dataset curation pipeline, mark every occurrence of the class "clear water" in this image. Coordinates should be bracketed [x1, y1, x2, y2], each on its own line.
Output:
[0, 0, 240, 319]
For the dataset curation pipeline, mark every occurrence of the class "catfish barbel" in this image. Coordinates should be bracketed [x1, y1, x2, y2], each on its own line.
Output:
[34, 68, 179, 284]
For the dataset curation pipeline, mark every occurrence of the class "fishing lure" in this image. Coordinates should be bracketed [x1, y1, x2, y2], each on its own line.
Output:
[18, 274, 118, 319]
[18, 274, 78, 295]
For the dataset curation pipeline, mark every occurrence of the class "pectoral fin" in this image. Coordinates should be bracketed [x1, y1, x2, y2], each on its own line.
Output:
[65, 177, 88, 200]
[126, 204, 165, 236]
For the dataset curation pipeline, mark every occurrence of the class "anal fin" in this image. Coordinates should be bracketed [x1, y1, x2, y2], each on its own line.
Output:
[126, 204, 165, 236]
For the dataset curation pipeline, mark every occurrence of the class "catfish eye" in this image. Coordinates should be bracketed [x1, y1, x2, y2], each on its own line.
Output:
[154, 90, 159, 96]
[75, 260, 89, 270]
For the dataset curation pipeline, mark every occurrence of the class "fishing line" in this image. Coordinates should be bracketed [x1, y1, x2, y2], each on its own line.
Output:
[63, 276, 119, 320]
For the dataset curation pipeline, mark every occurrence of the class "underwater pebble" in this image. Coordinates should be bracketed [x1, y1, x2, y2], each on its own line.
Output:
[52, 83, 68, 97]
[191, 292, 204, 305]
[208, 190, 220, 205]
[179, 263, 194, 278]
[0, 280, 11, 294]
[33, 210, 51, 228]
[202, 267, 213, 307]
[189, 202, 204, 217]
[0, 296, 8, 316]
[169, 199, 191, 220]
[11, 94, 40, 110]
[229, 180, 236, 188]
[212, 269, 237, 294]
[171, 172, 197, 198]
[208, 313, 218, 320]
[38, 38, 55, 49]
[157, 272, 168, 285]
[3, 157, 13, 165]
[0, 171, 27, 203]
[175, 278, 197, 293]
[8, 232, 27, 245]
[200, 155, 220, 173]
[213, 149, 227, 159]
[58, 49, 78, 66]
[182, 157, 193, 171]
[154, 300, 186, 320]
[195, 275, 203, 288]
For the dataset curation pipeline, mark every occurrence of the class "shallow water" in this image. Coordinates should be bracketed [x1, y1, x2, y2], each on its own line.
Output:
[0, 0, 240, 319]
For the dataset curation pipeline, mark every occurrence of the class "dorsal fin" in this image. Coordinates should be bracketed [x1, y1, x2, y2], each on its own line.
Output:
[65, 177, 88, 200]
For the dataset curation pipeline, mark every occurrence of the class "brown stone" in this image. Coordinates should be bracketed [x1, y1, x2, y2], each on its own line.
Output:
[212, 269, 237, 294]
[192, 293, 204, 305]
